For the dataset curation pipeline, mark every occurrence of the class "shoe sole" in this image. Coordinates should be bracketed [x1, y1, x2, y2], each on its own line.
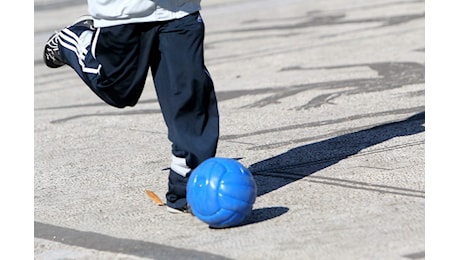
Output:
[166, 206, 192, 214]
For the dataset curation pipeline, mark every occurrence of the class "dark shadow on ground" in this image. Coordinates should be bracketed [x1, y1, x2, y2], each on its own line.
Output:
[249, 111, 425, 196]
[211, 207, 290, 229]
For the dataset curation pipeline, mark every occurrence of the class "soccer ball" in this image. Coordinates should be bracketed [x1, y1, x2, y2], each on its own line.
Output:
[186, 157, 257, 228]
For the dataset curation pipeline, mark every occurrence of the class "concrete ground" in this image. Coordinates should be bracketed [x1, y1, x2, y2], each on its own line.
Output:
[34, 0, 425, 259]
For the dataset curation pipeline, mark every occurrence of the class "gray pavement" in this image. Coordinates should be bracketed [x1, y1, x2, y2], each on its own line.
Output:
[34, 0, 425, 259]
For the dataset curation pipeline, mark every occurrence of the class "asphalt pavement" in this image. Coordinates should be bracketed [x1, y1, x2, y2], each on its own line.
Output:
[34, 0, 425, 259]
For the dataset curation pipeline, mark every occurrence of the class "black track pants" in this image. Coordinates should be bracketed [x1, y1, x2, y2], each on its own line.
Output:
[59, 12, 219, 207]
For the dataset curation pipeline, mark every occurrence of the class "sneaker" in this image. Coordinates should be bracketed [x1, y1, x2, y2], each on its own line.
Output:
[43, 15, 94, 68]
[43, 32, 65, 68]
[166, 205, 193, 214]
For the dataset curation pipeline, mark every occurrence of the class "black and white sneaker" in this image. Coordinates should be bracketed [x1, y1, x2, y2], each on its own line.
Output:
[43, 32, 65, 68]
[166, 204, 193, 214]
[43, 15, 94, 68]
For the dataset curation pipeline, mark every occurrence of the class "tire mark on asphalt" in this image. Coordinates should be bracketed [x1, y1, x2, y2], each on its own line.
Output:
[254, 168, 424, 199]
[38, 61, 423, 126]
[247, 62, 425, 110]
[49, 109, 161, 124]
[403, 251, 425, 259]
[35, 221, 230, 260]
[206, 26, 424, 66]
[205, 1, 424, 65]
[307, 178, 424, 198]
[212, 13, 423, 34]
[221, 106, 424, 141]
[248, 121, 424, 151]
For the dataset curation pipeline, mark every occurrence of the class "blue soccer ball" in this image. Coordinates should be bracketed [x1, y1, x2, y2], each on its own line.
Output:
[186, 157, 257, 228]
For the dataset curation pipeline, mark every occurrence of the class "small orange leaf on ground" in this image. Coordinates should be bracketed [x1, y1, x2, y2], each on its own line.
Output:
[145, 190, 165, 206]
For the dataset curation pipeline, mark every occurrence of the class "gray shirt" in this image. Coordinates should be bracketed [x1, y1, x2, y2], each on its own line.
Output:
[88, 0, 201, 27]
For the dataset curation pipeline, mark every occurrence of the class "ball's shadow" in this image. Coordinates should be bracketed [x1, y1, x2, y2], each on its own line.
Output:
[209, 207, 289, 229]
[241, 207, 290, 226]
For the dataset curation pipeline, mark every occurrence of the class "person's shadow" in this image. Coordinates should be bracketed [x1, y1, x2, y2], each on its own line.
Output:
[240, 111, 424, 226]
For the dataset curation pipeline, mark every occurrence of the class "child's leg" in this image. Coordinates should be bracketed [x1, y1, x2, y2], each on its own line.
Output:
[152, 12, 219, 210]
[57, 19, 152, 108]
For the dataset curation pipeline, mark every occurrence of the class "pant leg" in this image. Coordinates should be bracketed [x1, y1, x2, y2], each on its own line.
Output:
[150, 13, 219, 209]
[58, 23, 153, 108]
[153, 12, 219, 170]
